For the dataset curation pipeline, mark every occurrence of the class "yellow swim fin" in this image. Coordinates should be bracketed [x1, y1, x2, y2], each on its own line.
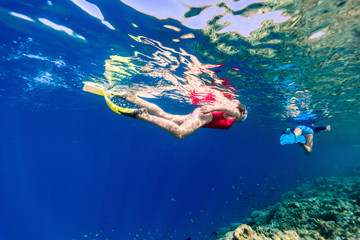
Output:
[82, 81, 105, 96]
[83, 81, 140, 118]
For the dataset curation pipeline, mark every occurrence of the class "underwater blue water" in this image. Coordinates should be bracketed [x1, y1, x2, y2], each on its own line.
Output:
[1, 0, 359, 240]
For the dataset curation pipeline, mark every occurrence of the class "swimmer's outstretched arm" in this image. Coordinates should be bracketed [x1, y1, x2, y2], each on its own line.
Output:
[312, 125, 331, 133]
[200, 105, 240, 118]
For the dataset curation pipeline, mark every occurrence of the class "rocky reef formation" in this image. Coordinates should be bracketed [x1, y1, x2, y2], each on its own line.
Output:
[217, 174, 360, 240]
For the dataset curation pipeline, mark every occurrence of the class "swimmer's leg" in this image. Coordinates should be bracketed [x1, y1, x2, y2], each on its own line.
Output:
[111, 91, 188, 125]
[135, 109, 210, 139]
[303, 134, 313, 155]
[294, 128, 313, 155]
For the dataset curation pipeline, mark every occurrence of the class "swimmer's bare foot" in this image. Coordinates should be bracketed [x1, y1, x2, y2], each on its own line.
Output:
[126, 108, 148, 120]
[121, 108, 147, 119]
[135, 108, 148, 116]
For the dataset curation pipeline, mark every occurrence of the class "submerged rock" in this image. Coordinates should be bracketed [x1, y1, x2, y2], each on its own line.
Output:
[217, 174, 360, 240]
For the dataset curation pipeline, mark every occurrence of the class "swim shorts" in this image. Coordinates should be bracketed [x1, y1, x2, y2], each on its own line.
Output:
[296, 125, 314, 135]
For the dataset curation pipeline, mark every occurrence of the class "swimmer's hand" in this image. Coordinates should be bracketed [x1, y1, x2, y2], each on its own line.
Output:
[200, 105, 240, 118]
[200, 106, 214, 114]
[326, 125, 331, 131]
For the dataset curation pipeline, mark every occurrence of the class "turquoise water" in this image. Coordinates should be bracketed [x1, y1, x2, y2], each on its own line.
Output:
[0, 0, 359, 240]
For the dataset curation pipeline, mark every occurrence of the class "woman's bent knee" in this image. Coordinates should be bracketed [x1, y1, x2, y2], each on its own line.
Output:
[171, 130, 186, 139]
[294, 128, 302, 135]
[170, 129, 187, 139]
[173, 134, 184, 139]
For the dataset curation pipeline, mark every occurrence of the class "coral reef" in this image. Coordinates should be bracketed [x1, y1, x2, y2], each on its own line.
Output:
[217, 174, 360, 240]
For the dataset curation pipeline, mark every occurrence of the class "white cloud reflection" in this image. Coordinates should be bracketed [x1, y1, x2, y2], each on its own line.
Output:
[121, 0, 188, 20]
[218, 11, 291, 37]
[70, 0, 115, 30]
[9, 12, 35, 22]
[38, 18, 86, 40]
[182, 5, 225, 29]
[120, 0, 290, 38]
[309, 30, 326, 40]
[227, 0, 271, 11]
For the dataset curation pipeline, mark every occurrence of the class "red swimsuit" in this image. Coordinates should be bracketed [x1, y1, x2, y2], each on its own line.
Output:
[201, 111, 236, 130]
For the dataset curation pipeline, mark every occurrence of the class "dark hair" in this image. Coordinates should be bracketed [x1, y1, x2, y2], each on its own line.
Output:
[237, 104, 246, 113]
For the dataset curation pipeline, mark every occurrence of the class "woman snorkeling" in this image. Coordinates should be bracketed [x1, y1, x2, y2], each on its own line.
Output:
[84, 82, 247, 139]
